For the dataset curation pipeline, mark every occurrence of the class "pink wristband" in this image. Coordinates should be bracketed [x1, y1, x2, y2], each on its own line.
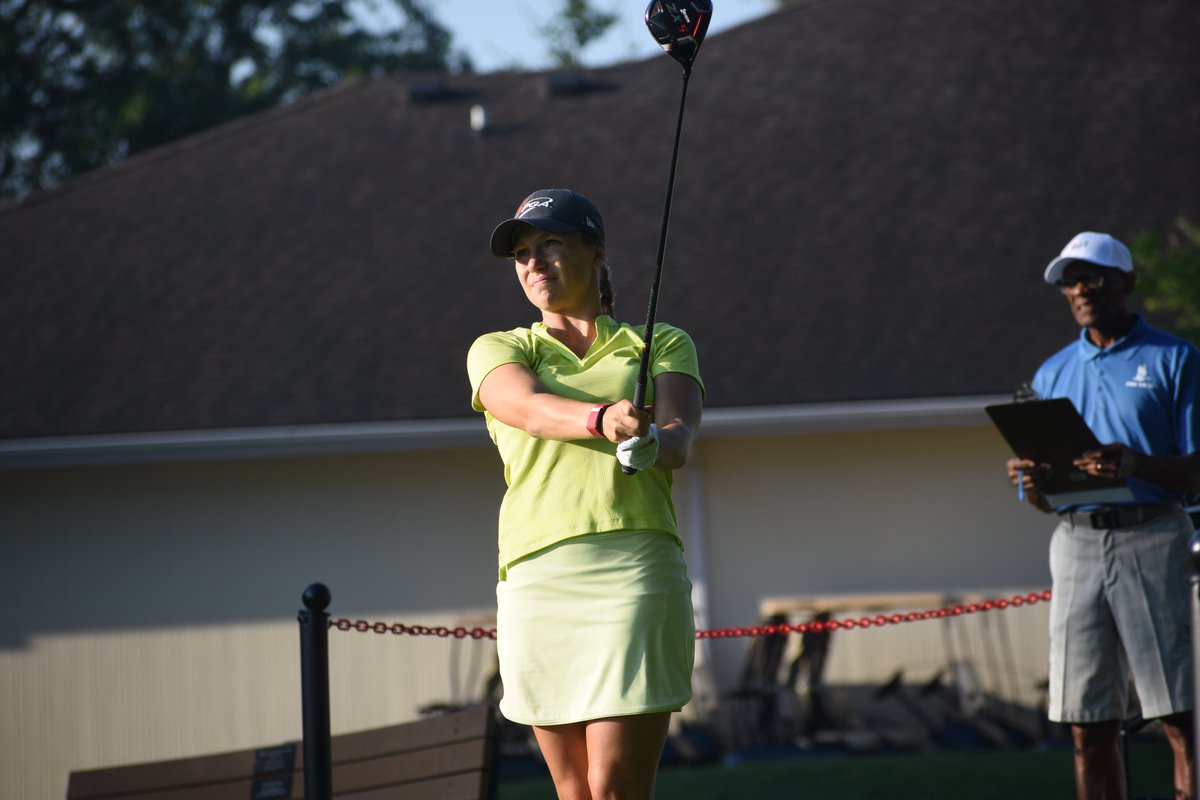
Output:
[586, 404, 610, 438]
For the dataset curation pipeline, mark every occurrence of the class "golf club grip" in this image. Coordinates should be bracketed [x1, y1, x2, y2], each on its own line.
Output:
[621, 349, 654, 475]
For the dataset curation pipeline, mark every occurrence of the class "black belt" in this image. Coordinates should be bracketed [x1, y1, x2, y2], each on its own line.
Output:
[1061, 502, 1179, 530]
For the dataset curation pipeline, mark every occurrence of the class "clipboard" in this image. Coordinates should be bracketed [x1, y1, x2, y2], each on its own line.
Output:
[985, 398, 1135, 506]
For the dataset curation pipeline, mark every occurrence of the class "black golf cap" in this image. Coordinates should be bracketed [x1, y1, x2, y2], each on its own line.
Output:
[489, 189, 605, 258]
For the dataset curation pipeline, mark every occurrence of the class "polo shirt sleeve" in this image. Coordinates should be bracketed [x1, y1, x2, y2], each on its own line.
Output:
[1031, 365, 1050, 400]
[1030, 341, 1074, 401]
[467, 330, 530, 412]
[1174, 344, 1200, 455]
[650, 324, 706, 399]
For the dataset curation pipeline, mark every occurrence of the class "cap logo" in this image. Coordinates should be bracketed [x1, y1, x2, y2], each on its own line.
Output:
[516, 196, 554, 218]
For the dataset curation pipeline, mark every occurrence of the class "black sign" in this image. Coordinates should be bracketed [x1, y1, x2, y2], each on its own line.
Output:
[252, 743, 296, 799]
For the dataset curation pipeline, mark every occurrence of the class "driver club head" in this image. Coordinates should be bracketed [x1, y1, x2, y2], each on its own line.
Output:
[645, 0, 713, 70]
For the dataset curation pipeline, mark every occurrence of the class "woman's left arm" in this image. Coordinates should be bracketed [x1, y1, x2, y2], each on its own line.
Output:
[651, 372, 703, 470]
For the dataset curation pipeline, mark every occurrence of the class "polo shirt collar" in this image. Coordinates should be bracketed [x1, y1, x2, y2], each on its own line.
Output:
[530, 314, 616, 336]
[529, 315, 621, 357]
[1076, 313, 1147, 361]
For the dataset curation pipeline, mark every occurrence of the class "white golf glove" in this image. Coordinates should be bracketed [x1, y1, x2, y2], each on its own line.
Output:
[616, 423, 659, 471]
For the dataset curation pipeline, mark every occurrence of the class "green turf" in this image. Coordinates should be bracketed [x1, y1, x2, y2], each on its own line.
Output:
[498, 742, 1175, 799]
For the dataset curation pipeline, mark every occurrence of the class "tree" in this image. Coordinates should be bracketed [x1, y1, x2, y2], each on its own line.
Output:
[1132, 218, 1200, 344]
[0, 0, 470, 203]
[539, 0, 618, 69]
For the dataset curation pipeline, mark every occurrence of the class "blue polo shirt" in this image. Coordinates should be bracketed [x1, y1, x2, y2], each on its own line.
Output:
[1031, 315, 1200, 509]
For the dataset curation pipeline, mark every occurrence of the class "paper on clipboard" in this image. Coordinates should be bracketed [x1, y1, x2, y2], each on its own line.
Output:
[985, 398, 1136, 507]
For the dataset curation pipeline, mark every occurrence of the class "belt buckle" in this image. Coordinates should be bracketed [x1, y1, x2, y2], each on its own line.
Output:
[1087, 509, 1119, 529]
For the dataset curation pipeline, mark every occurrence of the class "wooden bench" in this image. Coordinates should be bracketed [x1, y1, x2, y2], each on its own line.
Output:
[66, 704, 498, 800]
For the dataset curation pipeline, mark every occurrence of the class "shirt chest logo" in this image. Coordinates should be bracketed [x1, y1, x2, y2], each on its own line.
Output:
[1125, 363, 1155, 389]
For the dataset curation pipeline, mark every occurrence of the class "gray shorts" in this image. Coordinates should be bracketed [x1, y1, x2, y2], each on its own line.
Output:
[1048, 509, 1194, 723]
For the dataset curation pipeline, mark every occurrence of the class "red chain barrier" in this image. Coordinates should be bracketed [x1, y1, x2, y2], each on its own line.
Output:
[697, 589, 1052, 640]
[329, 589, 1051, 641]
[329, 619, 498, 640]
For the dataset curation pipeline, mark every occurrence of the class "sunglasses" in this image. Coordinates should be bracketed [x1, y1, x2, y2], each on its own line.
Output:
[1055, 272, 1109, 291]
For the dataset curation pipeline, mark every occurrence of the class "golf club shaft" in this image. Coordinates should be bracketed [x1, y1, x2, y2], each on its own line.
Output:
[623, 66, 692, 476]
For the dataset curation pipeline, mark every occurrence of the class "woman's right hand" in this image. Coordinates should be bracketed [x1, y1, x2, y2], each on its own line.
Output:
[599, 399, 650, 443]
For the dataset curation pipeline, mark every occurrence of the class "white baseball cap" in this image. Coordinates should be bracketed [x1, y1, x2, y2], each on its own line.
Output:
[1044, 231, 1133, 284]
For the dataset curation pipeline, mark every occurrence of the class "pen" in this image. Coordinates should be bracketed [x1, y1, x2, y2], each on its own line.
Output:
[1017, 469, 1025, 501]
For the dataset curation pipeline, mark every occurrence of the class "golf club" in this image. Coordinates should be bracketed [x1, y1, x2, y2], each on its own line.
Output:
[624, 0, 713, 476]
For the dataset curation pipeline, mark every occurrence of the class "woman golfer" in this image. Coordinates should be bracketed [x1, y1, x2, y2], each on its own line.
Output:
[468, 188, 704, 800]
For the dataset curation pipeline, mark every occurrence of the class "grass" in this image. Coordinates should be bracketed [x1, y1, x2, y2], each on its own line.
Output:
[498, 742, 1175, 799]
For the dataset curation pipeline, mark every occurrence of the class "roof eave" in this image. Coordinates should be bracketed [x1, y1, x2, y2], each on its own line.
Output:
[700, 394, 1011, 437]
[0, 395, 1011, 470]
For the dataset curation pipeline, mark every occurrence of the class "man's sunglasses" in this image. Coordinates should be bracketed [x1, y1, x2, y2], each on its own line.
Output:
[1055, 272, 1109, 291]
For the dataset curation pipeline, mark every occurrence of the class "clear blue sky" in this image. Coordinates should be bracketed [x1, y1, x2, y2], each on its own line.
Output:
[360, 1, 777, 73]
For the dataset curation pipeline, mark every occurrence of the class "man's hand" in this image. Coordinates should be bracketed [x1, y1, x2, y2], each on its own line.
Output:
[1007, 457, 1054, 512]
[1074, 443, 1143, 480]
[1007, 457, 1052, 489]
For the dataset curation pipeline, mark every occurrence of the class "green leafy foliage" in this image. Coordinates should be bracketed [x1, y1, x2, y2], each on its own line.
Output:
[539, 0, 618, 69]
[0, 0, 469, 202]
[1132, 218, 1200, 344]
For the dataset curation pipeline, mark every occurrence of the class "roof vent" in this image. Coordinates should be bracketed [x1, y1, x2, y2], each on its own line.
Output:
[470, 104, 488, 133]
[543, 72, 617, 98]
[407, 78, 453, 104]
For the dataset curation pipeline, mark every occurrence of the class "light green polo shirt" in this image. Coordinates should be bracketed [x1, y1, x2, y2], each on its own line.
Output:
[467, 316, 704, 573]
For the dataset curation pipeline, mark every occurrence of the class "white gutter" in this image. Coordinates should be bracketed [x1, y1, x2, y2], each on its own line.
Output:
[699, 394, 1011, 437]
[0, 418, 491, 469]
[0, 395, 1011, 469]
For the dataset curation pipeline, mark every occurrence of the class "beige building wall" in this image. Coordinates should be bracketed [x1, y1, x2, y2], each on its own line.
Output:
[1, 422, 1055, 800]
[1, 448, 505, 800]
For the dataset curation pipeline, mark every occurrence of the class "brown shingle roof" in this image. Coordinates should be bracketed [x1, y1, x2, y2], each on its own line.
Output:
[2, 0, 1198, 439]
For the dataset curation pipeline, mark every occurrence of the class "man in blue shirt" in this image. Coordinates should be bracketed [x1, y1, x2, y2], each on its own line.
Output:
[1008, 231, 1200, 800]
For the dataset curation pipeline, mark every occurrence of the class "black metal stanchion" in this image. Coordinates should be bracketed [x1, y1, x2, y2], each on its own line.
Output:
[1190, 531, 1200, 799]
[299, 583, 333, 800]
